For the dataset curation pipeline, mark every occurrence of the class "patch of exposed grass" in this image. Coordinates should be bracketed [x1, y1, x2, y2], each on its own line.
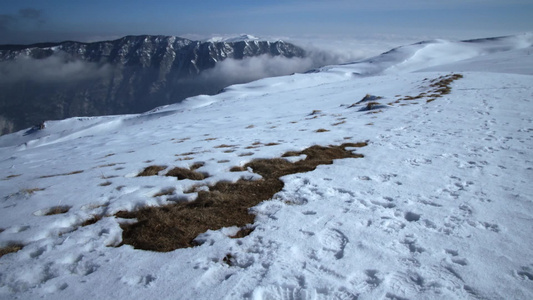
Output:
[40, 170, 84, 178]
[177, 157, 194, 161]
[217, 160, 230, 163]
[264, 142, 280, 146]
[315, 128, 330, 133]
[22, 187, 45, 195]
[231, 227, 255, 239]
[348, 94, 383, 108]
[332, 120, 346, 126]
[176, 152, 197, 156]
[230, 166, 246, 172]
[117, 142, 367, 252]
[214, 144, 237, 149]
[3, 174, 21, 180]
[173, 137, 190, 144]
[245, 125, 255, 129]
[166, 167, 207, 181]
[309, 110, 322, 116]
[99, 181, 112, 187]
[153, 188, 176, 197]
[96, 163, 118, 168]
[281, 151, 301, 157]
[0, 243, 24, 258]
[137, 165, 167, 177]
[396, 73, 463, 105]
[190, 162, 205, 170]
[361, 101, 384, 111]
[81, 215, 103, 227]
[184, 185, 208, 194]
[238, 152, 254, 157]
[222, 253, 235, 266]
[45, 205, 71, 216]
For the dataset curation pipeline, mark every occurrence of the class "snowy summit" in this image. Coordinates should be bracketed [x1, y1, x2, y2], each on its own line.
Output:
[205, 34, 263, 43]
[1, 34, 533, 299]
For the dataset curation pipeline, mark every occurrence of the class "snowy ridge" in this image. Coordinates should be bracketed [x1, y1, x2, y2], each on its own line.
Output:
[1, 34, 532, 299]
[205, 34, 264, 43]
[319, 33, 533, 76]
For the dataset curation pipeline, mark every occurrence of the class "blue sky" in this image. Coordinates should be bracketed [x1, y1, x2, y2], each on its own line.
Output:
[0, 0, 532, 44]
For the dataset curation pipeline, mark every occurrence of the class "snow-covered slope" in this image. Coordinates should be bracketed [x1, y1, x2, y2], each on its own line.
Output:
[1, 34, 532, 299]
[319, 33, 533, 76]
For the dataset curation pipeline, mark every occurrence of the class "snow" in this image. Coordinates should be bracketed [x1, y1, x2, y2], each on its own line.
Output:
[1, 34, 533, 299]
[205, 34, 263, 43]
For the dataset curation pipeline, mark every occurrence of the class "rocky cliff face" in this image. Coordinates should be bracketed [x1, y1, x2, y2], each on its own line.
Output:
[0, 35, 306, 135]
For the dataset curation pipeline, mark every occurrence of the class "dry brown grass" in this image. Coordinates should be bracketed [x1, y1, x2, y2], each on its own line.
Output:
[315, 128, 329, 133]
[348, 94, 383, 108]
[230, 166, 246, 172]
[281, 151, 301, 157]
[238, 152, 254, 157]
[190, 162, 205, 170]
[3, 174, 21, 180]
[81, 215, 103, 227]
[22, 187, 45, 195]
[214, 144, 236, 148]
[40, 170, 84, 178]
[397, 73, 463, 105]
[0, 243, 24, 258]
[173, 137, 191, 144]
[137, 165, 167, 177]
[166, 167, 207, 180]
[176, 152, 197, 156]
[364, 102, 383, 110]
[96, 163, 118, 168]
[231, 227, 255, 239]
[117, 142, 367, 252]
[153, 188, 176, 197]
[177, 157, 194, 161]
[45, 205, 71, 215]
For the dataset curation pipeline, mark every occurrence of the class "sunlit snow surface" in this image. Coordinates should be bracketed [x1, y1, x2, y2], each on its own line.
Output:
[1, 34, 533, 299]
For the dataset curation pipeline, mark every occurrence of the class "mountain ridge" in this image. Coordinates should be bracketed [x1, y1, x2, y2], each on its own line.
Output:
[0, 35, 307, 135]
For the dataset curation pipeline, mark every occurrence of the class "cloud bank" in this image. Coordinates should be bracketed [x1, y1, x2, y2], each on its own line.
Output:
[198, 35, 421, 87]
[0, 54, 112, 84]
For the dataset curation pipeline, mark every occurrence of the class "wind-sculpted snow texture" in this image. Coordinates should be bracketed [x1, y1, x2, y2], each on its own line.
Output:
[0, 33, 532, 299]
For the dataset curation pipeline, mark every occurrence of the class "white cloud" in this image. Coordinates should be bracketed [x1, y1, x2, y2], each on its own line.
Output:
[0, 54, 112, 84]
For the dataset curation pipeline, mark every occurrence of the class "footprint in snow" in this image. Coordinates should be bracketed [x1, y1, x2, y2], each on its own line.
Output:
[252, 286, 357, 300]
[319, 228, 348, 260]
